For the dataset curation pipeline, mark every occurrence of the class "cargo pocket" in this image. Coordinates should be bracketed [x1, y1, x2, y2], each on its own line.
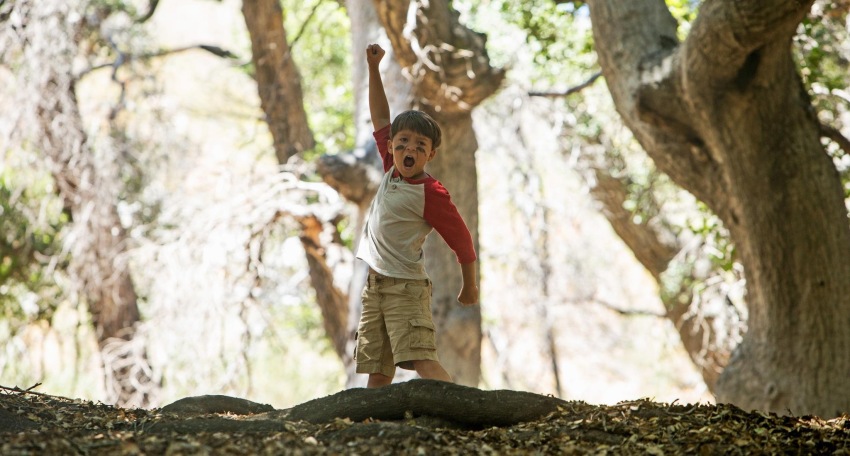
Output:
[409, 319, 437, 350]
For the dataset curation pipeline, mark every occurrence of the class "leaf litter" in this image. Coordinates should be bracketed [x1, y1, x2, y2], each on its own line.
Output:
[2, 385, 849, 455]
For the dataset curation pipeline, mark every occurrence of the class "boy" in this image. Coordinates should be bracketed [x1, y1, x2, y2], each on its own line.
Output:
[355, 43, 479, 388]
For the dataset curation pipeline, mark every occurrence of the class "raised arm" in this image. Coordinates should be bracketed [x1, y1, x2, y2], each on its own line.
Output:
[366, 44, 391, 131]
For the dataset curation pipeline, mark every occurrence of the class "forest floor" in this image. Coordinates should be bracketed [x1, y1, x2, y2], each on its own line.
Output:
[2, 382, 849, 455]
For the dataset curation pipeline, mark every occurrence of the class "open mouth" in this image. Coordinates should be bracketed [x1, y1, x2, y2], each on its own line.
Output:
[403, 156, 415, 168]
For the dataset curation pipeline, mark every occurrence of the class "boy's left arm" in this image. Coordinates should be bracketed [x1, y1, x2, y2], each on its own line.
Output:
[457, 261, 479, 306]
[423, 181, 479, 306]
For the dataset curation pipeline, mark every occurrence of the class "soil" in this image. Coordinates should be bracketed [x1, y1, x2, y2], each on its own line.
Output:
[2, 381, 849, 455]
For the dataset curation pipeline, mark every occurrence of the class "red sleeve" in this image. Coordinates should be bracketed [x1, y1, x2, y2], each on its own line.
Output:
[373, 125, 393, 173]
[423, 180, 477, 264]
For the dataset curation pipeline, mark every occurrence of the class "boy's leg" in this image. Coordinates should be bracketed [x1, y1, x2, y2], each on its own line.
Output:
[382, 277, 448, 379]
[367, 373, 393, 388]
[356, 276, 397, 384]
[412, 359, 452, 383]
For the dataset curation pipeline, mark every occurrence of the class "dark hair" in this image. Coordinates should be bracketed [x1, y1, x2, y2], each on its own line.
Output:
[391, 110, 442, 149]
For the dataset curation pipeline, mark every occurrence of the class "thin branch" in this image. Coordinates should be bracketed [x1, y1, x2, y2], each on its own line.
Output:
[290, 0, 324, 49]
[107, 36, 127, 121]
[529, 72, 601, 98]
[821, 123, 850, 158]
[0, 383, 46, 396]
[593, 298, 665, 318]
[75, 44, 239, 79]
[134, 0, 160, 24]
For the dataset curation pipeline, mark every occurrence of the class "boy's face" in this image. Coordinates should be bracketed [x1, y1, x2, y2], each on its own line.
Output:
[389, 129, 436, 179]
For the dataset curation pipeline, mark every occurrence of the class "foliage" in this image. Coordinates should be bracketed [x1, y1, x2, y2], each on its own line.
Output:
[477, 0, 748, 336]
[795, 4, 850, 191]
[462, 0, 595, 86]
[284, 0, 354, 159]
[666, 0, 698, 38]
[0, 0, 162, 317]
[796, 7, 850, 93]
[0, 163, 66, 324]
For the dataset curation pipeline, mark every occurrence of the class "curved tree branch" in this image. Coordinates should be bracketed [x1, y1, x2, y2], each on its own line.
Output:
[821, 122, 850, 157]
[529, 72, 601, 98]
[372, 0, 504, 112]
[134, 0, 160, 24]
[75, 44, 239, 80]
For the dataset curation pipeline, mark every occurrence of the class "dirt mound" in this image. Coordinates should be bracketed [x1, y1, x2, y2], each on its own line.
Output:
[2, 381, 848, 454]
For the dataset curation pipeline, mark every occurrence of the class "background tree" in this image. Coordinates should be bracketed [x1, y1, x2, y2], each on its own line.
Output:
[497, 0, 849, 400]
[585, 0, 850, 416]
[487, 0, 743, 394]
[0, 0, 159, 407]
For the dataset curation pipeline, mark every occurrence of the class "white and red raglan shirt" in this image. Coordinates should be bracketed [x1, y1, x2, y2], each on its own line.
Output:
[356, 125, 476, 280]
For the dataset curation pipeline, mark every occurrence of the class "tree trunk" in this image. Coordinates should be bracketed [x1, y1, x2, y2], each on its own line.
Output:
[242, 0, 315, 163]
[299, 216, 349, 358]
[372, 0, 504, 386]
[588, 0, 850, 417]
[17, 0, 156, 407]
[421, 113, 482, 386]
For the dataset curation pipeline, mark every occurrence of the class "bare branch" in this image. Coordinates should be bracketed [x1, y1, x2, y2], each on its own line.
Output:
[289, 0, 323, 49]
[821, 123, 850, 157]
[590, 298, 664, 318]
[134, 0, 160, 24]
[529, 72, 601, 98]
[76, 44, 239, 79]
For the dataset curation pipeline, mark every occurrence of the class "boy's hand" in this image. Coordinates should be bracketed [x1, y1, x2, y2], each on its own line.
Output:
[457, 284, 479, 306]
[366, 44, 385, 66]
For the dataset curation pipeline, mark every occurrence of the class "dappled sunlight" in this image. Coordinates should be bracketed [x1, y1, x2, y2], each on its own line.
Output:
[0, 0, 712, 410]
[5, 0, 848, 422]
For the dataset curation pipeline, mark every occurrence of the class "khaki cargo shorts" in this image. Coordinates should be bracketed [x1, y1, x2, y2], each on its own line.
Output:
[355, 271, 438, 378]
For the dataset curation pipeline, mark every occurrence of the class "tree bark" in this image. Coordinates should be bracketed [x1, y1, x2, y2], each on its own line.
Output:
[286, 379, 566, 427]
[154, 381, 565, 430]
[588, 0, 850, 417]
[421, 113, 482, 386]
[299, 216, 349, 359]
[242, 0, 315, 164]
[372, 0, 504, 386]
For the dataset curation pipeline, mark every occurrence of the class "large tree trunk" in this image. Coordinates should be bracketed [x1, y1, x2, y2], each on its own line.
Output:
[17, 0, 156, 407]
[372, 0, 504, 386]
[421, 113, 482, 386]
[588, 0, 850, 417]
[242, 0, 315, 163]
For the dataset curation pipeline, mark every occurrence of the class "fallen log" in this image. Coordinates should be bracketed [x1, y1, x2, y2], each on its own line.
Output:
[286, 379, 568, 427]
